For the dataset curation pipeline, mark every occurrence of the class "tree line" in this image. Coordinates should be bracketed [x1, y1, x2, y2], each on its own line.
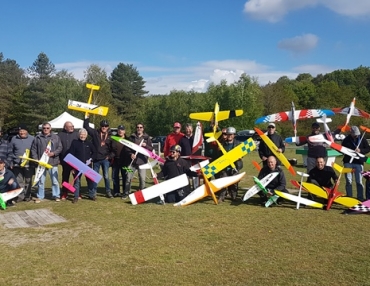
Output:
[1, 51, 370, 138]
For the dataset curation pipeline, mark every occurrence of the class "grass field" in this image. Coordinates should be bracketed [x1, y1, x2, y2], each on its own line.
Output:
[1, 147, 370, 286]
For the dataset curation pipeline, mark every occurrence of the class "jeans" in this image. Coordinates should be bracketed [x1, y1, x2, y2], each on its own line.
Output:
[91, 159, 111, 197]
[37, 166, 60, 200]
[124, 165, 146, 194]
[112, 164, 127, 195]
[344, 163, 364, 201]
[73, 174, 93, 198]
[13, 166, 34, 200]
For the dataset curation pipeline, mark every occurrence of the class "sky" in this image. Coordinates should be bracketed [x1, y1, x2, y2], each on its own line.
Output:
[1, 0, 370, 95]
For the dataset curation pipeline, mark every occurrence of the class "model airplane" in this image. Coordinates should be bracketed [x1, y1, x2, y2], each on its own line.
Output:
[254, 127, 296, 176]
[139, 159, 164, 203]
[0, 188, 23, 210]
[129, 174, 189, 205]
[192, 121, 203, 154]
[294, 181, 360, 209]
[242, 172, 279, 202]
[332, 97, 370, 132]
[274, 190, 324, 209]
[111, 136, 165, 164]
[64, 154, 102, 184]
[68, 100, 109, 116]
[295, 171, 310, 209]
[123, 139, 144, 172]
[20, 149, 30, 167]
[255, 103, 334, 137]
[189, 102, 243, 138]
[174, 172, 246, 206]
[62, 158, 93, 193]
[68, 83, 109, 117]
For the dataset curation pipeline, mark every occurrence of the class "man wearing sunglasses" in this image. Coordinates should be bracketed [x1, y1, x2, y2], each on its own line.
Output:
[31, 122, 63, 202]
[123, 123, 153, 198]
[84, 116, 113, 200]
[258, 123, 285, 166]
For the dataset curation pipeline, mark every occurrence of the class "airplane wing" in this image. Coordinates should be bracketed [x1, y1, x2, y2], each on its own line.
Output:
[255, 112, 291, 124]
[333, 107, 370, 118]
[296, 109, 335, 119]
[189, 111, 213, 121]
[217, 110, 244, 121]
[242, 172, 279, 201]
[274, 190, 323, 209]
[192, 121, 203, 154]
[112, 136, 165, 163]
[202, 138, 256, 179]
[174, 172, 245, 206]
[129, 174, 189, 205]
[64, 154, 102, 183]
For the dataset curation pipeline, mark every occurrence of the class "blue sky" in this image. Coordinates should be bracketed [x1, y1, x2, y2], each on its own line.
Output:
[1, 0, 370, 94]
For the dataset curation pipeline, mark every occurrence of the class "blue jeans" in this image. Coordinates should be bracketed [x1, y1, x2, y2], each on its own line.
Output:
[344, 163, 364, 201]
[112, 164, 127, 195]
[73, 174, 93, 198]
[37, 166, 60, 200]
[124, 165, 146, 194]
[92, 159, 111, 197]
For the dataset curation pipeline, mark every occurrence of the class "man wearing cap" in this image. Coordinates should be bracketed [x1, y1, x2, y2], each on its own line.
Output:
[296, 122, 327, 173]
[31, 122, 63, 202]
[9, 124, 34, 201]
[110, 125, 130, 197]
[58, 121, 79, 200]
[123, 123, 153, 198]
[341, 126, 370, 201]
[163, 122, 184, 157]
[160, 145, 196, 203]
[83, 116, 113, 199]
[258, 123, 285, 166]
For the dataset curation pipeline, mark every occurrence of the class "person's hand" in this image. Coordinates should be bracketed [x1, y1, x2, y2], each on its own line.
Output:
[48, 152, 54, 157]
[131, 154, 136, 160]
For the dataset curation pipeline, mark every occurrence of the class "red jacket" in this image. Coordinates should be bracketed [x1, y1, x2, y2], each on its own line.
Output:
[163, 132, 184, 157]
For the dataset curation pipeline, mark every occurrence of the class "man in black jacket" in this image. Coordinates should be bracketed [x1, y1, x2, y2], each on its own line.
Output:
[58, 121, 79, 200]
[83, 116, 113, 199]
[258, 123, 285, 166]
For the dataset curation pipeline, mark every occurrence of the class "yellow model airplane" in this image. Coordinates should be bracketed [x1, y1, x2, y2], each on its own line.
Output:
[20, 149, 30, 167]
[67, 83, 109, 116]
[19, 153, 52, 169]
[189, 102, 243, 138]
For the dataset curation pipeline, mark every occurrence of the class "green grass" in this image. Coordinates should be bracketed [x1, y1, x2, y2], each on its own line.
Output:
[1, 147, 370, 286]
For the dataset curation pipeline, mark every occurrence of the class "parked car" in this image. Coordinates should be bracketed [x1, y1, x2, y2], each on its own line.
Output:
[235, 129, 261, 148]
[151, 136, 166, 153]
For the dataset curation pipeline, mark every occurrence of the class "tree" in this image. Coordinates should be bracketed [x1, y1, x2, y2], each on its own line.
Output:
[109, 63, 148, 122]
[27, 52, 56, 80]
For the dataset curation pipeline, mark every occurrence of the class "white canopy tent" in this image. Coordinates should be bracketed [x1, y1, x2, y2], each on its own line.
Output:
[38, 112, 94, 130]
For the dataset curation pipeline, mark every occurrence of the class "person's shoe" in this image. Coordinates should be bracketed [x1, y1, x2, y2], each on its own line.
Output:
[34, 198, 42, 203]
[6, 201, 15, 207]
[55, 198, 61, 202]
[61, 195, 67, 201]
[73, 198, 78, 204]
[156, 199, 165, 205]
[121, 194, 128, 200]
[106, 192, 113, 199]
[89, 196, 96, 201]
[114, 193, 121, 197]
[78, 196, 82, 200]
[24, 197, 31, 202]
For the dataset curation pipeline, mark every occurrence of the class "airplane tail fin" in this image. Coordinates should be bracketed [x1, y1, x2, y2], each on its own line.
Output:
[332, 163, 353, 174]
[339, 125, 350, 133]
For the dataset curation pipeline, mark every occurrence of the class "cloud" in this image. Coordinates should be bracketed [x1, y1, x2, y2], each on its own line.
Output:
[243, 0, 370, 22]
[243, 0, 316, 23]
[278, 34, 319, 54]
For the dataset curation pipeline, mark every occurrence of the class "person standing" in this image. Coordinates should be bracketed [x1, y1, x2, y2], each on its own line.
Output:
[296, 122, 327, 172]
[83, 116, 113, 199]
[58, 121, 79, 200]
[31, 122, 62, 203]
[163, 122, 184, 157]
[0, 131, 11, 167]
[9, 124, 34, 202]
[217, 127, 243, 202]
[123, 123, 153, 198]
[68, 128, 96, 203]
[341, 126, 370, 201]
[258, 123, 285, 166]
[111, 125, 130, 197]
